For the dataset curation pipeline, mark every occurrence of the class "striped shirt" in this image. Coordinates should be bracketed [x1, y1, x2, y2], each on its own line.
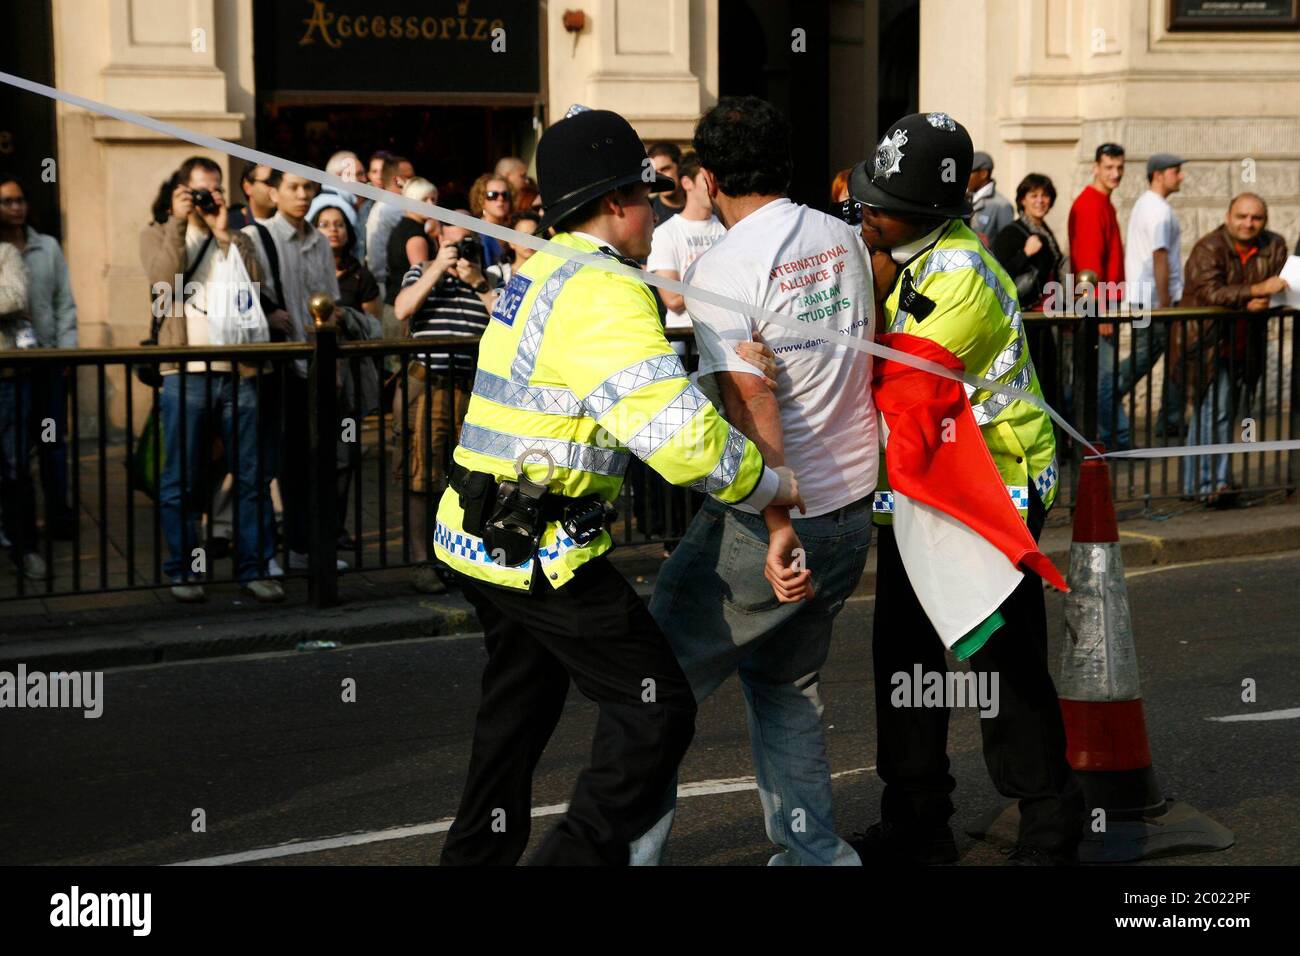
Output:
[401, 263, 489, 373]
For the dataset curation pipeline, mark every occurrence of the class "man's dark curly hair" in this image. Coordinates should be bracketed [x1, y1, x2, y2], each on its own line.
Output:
[692, 96, 792, 198]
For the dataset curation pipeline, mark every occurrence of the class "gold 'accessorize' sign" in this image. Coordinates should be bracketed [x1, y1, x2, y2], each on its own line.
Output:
[298, 0, 505, 47]
[255, 0, 540, 96]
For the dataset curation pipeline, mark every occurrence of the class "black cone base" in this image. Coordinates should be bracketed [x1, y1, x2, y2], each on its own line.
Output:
[967, 799, 1235, 863]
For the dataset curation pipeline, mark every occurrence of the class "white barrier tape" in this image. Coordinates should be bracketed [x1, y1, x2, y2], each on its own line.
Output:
[0, 69, 1103, 454]
[1095, 439, 1300, 460]
[2, 71, 1295, 465]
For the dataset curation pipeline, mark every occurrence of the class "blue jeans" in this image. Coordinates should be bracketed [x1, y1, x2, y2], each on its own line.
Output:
[630, 495, 873, 865]
[1097, 325, 1181, 449]
[0, 379, 37, 554]
[1182, 362, 1245, 497]
[159, 373, 276, 583]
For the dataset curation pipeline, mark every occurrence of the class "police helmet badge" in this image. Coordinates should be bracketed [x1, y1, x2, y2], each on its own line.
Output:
[564, 103, 594, 119]
[925, 112, 957, 132]
[874, 127, 908, 180]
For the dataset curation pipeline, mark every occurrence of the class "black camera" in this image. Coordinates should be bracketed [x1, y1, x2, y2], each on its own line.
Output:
[455, 235, 483, 268]
[190, 188, 219, 214]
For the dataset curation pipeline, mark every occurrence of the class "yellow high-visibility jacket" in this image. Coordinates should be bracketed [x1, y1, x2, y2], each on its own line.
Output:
[873, 220, 1059, 524]
[434, 232, 769, 590]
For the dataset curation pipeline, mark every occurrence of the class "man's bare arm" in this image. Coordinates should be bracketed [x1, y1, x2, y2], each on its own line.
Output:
[653, 269, 685, 314]
[712, 369, 795, 529]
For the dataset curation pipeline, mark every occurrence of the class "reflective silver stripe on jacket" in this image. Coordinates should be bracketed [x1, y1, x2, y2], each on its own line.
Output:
[691, 425, 748, 493]
[581, 353, 687, 420]
[457, 421, 629, 476]
[891, 246, 1022, 338]
[624, 381, 710, 461]
[971, 362, 1034, 425]
[472, 367, 583, 417]
[986, 313, 1025, 380]
[510, 258, 584, 384]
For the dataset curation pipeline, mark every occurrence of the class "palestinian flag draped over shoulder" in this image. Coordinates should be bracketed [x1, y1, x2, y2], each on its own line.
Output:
[874, 332, 1068, 660]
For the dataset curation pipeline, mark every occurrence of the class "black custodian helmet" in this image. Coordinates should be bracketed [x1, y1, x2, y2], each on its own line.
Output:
[849, 111, 974, 219]
[536, 105, 674, 233]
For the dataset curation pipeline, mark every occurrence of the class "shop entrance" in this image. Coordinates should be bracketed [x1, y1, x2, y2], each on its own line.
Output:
[255, 102, 536, 208]
[0, 0, 59, 238]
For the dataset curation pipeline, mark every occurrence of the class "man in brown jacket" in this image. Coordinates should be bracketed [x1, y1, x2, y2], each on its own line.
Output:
[139, 155, 288, 602]
[1175, 192, 1289, 502]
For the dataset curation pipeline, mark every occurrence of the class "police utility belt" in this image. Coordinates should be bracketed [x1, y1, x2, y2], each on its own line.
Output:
[450, 456, 618, 568]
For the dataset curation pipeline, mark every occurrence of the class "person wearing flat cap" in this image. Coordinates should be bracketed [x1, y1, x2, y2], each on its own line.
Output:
[967, 150, 1015, 246]
[435, 105, 802, 866]
[1117, 152, 1187, 444]
[845, 111, 1085, 866]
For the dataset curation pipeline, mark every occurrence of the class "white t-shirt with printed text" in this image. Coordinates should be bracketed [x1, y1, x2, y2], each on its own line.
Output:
[684, 197, 878, 517]
[646, 213, 727, 328]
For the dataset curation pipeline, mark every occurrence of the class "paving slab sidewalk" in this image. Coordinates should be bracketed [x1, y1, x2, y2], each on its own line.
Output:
[2, 497, 1296, 671]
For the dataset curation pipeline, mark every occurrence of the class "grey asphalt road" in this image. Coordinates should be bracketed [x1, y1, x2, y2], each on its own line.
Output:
[2, 551, 1297, 867]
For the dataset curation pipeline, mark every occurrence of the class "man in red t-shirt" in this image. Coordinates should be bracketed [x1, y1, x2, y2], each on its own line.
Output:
[1067, 143, 1128, 446]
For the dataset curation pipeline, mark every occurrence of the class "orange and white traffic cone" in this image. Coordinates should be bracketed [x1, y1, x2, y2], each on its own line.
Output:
[1058, 454, 1233, 862]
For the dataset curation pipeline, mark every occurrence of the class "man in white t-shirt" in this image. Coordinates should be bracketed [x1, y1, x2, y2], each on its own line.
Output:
[646, 151, 727, 333]
[1119, 152, 1185, 440]
[631, 97, 877, 867]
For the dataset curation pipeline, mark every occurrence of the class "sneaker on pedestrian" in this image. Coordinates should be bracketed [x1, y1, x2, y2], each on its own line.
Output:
[21, 552, 49, 581]
[243, 578, 285, 603]
[411, 561, 447, 595]
[266, 558, 285, 578]
[288, 549, 348, 572]
[169, 576, 205, 603]
[848, 820, 959, 865]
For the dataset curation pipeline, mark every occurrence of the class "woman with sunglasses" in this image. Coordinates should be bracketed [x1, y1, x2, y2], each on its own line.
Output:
[468, 173, 512, 269]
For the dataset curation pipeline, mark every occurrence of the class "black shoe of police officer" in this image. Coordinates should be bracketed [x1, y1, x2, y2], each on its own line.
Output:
[849, 820, 959, 865]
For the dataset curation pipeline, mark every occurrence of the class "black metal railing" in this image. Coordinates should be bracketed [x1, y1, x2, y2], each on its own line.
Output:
[0, 306, 1295, 607]
[1027, 305, 1299, 511]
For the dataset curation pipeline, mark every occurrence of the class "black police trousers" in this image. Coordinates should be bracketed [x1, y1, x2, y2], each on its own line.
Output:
[871, 487, 1085, 855]
[440, 555, 697, 865]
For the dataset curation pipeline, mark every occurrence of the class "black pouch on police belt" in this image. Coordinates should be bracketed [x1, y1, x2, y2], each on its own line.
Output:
[456, 468, 498, 537]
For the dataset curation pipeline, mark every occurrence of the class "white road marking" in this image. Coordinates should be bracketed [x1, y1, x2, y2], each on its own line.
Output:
[1206, 707, 1300, 723]
[1122, 548, 1298, 579]
[168, 765, 876, 866]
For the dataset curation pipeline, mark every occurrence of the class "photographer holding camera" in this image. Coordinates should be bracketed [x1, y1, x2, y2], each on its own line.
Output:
[139, 156, 285, 603]
[391, 213, 495, 594]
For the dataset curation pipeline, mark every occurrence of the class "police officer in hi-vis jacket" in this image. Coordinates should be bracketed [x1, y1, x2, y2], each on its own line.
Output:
[848, 112, 1084, 866]
[436, 106, 802, 866]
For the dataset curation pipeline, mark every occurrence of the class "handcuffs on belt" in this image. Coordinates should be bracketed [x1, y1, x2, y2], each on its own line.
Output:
[471, 448, 617, 567]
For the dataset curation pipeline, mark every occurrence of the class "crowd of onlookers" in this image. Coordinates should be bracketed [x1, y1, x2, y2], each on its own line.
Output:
[0, 133, 1296, 596]
[128, 149, 553, 601]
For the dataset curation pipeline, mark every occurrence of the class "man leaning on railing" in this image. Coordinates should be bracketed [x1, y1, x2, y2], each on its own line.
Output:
[1174, 192, 1290, 506]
